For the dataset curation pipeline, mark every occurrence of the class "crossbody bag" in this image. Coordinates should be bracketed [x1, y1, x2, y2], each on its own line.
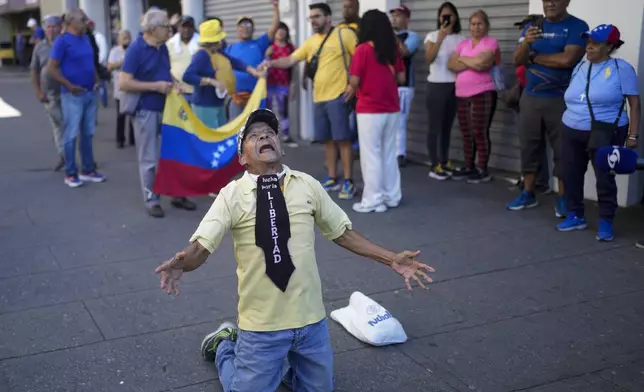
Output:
[585, 59, 625, 151]
[304, 27, 334, 80]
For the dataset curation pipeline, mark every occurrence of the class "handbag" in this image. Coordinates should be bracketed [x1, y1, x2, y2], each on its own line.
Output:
[491, 65, 506, 91]
[304, 27, 334, 80]
[585, 59, 625, 151]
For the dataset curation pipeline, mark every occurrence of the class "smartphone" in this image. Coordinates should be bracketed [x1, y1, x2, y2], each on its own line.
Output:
[441, 15, 450, 26]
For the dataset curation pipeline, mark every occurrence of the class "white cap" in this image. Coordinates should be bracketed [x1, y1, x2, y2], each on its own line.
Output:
[27, 18, 38, 28]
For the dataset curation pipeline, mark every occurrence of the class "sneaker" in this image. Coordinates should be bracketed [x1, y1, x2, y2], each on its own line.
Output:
[79, 172, 106, 183]
[596, 219, 614, 242]
[556, 213, 588, 232]
[451, 168, 474, 181]
[147, 205, 165, 218]
[64, 176, 83, 188]
[384, 199, 400, 209]
[397, 155, 407, 168]
[507, 191, 538, 211]
[321, 176, 341, 192]
[636, 240, 644, 249]
[338, 180, 356, 200]
[428, 165, 450, 181]
[467, 169, 492, 184]
[555, 196, 568, 218]
[171, 197, 197, 211]
[200, 321, 238, 362]
[442, 161, 457, 175]
[352, 202, 387, 213]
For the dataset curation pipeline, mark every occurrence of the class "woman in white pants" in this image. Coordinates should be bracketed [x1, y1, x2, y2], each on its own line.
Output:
[344, 10, 406, 213]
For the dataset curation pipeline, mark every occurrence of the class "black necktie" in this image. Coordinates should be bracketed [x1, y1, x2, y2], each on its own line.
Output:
[255, 174, 295, 292]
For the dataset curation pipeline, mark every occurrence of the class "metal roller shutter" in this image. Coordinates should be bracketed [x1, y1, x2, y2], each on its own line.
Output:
[204, 0, 275, 43]
[402, 0, 528, 173]
[327, 0, 344, 25]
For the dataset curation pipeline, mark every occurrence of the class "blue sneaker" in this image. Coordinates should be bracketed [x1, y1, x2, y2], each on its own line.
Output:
[79, 171, 106, 183]
[338, 180, 356, 200]
[596, 219, 614, 242]
[555, 196, 568, 218]
[557, 213, 588, 232]
[506, 191, 538, 211]
[320, 176, 341, 192]
[64, 176, 83, 188]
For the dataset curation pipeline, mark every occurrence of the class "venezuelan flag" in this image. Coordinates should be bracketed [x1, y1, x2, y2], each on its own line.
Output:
[153, 78, 267, 197]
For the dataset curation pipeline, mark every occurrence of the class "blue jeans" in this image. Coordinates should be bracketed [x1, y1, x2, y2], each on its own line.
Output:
[61, 92, 97, 177]
[216, 318, 333, 392]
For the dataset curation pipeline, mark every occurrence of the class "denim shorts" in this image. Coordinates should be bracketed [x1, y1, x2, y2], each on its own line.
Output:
[313, 95, 351, 142]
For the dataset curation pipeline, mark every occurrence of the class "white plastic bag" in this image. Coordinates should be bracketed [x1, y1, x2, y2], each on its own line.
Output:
[330, 291, 407, 346]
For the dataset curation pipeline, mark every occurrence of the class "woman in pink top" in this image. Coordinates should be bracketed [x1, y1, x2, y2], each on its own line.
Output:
[448, 10, 501, 183]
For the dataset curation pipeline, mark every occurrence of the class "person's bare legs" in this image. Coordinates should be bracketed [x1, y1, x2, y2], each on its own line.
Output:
[325, 141, 339, 179]
[338, 141, 353, 180]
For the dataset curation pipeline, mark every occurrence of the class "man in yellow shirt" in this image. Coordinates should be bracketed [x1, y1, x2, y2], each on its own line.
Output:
[269, 3, 358, 200]
[155, 108, 434, 391]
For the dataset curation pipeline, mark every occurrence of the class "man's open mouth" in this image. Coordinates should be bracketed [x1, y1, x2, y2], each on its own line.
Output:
[259, 144, 275, 153]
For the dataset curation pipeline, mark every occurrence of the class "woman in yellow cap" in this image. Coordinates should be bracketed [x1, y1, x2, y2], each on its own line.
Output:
[183, 19, 263, 128]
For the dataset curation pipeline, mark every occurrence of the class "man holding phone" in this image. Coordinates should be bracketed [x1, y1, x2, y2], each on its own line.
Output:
[507, 0, 588, 217]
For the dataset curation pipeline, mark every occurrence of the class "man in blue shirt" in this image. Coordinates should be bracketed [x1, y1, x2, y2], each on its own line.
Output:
[120, 8, 197, 218]
[390, 5, 420, 168]
[224, 0, 280, 119]
[507, 1, 588, 217]
[48, 8, 105, 188]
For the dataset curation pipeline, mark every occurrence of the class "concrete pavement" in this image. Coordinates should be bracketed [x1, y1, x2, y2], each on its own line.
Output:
[0, 72, 643, 392]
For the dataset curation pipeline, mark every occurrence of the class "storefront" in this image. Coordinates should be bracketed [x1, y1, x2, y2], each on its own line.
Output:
[0, 0, 41, 65]
[204, 0, 276, 43]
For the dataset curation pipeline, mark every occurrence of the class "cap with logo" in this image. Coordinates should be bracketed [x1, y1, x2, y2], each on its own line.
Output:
[237, 109, 280, 155]
[389, 5, 411, 18]
[582, 24, 624, 47]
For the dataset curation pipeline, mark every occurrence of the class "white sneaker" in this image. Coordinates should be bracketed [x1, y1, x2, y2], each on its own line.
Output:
[384, 200, 400, 208]
[352, 202, 387, 213]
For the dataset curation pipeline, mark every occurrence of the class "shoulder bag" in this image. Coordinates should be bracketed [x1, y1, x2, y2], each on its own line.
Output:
[586, 59, 625, 151]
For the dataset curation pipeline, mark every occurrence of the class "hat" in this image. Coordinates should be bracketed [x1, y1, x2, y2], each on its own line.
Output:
[180, 16, 195, 26]
[389, 5, 411, 18]
[237, 16, 254, 25]
[237, 109, 280, 155]
[42, 15, 62, 26]
[27, 18, 37, 28]
[582, 24, 624, 47]
[198, 19, 227, 44]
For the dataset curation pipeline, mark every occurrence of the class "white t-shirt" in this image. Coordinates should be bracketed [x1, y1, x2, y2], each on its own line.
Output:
[424, 31, 466, 83]
[108, 46, 126, 100]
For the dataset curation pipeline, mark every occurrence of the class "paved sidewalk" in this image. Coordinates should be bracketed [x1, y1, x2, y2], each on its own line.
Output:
[0, 75, 643, 392]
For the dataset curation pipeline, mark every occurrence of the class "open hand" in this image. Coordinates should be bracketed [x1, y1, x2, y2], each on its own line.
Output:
[154, 252, 187, 295]
[391, 250, 435, 291]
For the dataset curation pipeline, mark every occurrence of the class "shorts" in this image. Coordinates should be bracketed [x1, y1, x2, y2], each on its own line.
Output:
[313, 95, 352, 142]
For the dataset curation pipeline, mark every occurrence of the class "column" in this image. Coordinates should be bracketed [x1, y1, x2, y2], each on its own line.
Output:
[119, 0, 143, 37]
[79, 0, 109, 43]
[358, 0, 399, 15]
[181, 0, 204, 25]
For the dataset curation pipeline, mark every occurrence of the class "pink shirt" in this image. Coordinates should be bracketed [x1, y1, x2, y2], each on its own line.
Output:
[454, 36, 499, 98]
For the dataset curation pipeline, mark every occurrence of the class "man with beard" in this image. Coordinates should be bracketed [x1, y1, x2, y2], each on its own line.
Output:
[270, 3, 358, 200]
[154, 108, 435, 391]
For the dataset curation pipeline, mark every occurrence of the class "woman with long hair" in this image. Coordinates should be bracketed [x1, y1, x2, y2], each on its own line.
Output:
[266, 22, 297, 147]
[424, 2, 465, 180]
[345, 9, 406, 213]
[448, 10, 501, 183]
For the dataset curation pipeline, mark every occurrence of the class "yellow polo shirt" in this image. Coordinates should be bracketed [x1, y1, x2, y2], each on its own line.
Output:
[292, 27, 357, 103]
[167, 41, 194, 94]
[190, 166, 353, 331]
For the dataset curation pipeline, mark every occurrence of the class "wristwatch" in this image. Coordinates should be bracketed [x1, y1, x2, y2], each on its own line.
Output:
[628, 135, 639, 140]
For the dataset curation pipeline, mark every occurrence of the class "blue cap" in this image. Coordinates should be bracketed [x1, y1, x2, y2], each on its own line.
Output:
[582, 24, 623, 46]
[595, 146, 638, 175]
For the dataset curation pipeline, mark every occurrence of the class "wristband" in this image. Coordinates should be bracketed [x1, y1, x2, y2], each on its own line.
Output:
[628, 135, 639, 140]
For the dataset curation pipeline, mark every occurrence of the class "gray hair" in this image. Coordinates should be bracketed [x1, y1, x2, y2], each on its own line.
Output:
[63, 8, 85, 24]
[141, 9, 169, 32]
